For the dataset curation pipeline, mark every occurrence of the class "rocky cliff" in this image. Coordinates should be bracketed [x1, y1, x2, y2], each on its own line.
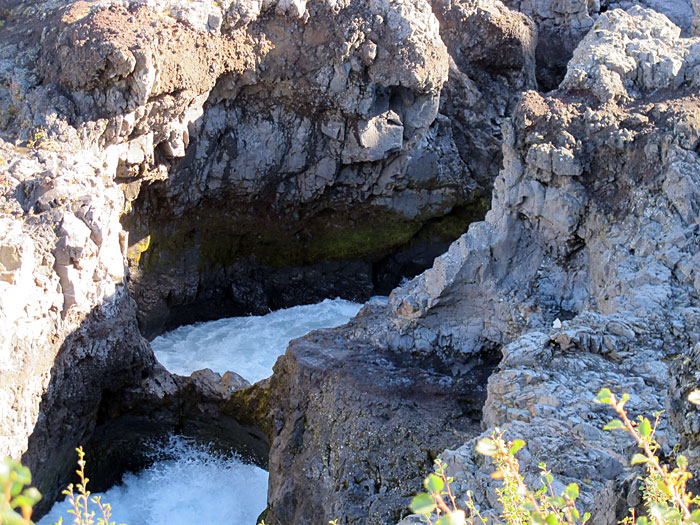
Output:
[391, 6, 700, 522]
[2, 0, 700, 523]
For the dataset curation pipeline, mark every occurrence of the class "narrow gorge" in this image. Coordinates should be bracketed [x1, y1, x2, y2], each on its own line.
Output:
[1, 0, 700, 523]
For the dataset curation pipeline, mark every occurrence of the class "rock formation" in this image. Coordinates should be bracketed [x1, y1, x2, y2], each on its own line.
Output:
[2, 0, 700, 524]
[0, 0, 532, 512]
[389, 6, 700, 522]
[262, 299, 498, 524]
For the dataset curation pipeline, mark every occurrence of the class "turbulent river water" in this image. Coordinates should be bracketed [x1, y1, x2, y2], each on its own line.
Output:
[38, 298, 364, 525]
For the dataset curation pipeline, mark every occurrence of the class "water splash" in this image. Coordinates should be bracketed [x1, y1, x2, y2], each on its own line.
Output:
[38, 299, 367, 525]
[37, 436, 268, 525]
[151, 297, 363, 383]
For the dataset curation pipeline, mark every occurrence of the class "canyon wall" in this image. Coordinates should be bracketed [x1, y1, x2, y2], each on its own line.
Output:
[1, 0, 700, 523]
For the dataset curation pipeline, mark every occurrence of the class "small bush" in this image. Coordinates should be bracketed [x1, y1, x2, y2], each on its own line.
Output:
[0, 457, 41, 524]
[411, 390, 700, 525]
[0, 447, 123, 525]
[56, 447, 123, 525]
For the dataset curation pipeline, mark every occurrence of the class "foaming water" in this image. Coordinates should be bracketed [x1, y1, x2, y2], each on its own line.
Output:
[38, 299, 367, 525]
[151, 297, 363, 383]
[37, 436, 268, 525]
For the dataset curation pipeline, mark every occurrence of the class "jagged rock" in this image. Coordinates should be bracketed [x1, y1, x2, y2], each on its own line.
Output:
[114, 0, 537, 336]
[84, 363, 268, 492]
[0, 137, 155, 510]
[381, 8, 700, 523]
[561, 7, 699, 103]
[499, 0, 695, 89]
[4, 0, 700, 524]
[263, 301, 498, 524]
[430, 0, 537, 188]
[0, 0, 533, 515]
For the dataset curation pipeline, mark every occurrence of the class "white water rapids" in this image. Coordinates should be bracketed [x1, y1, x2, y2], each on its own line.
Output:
[151, 298, 364, 383]
[38, 298, 364, 525]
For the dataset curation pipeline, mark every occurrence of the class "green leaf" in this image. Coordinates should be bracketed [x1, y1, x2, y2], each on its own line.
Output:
[638, 418, 652, 437]
[0, 509, 27, 525]
[436, 510, 466, 525]
[547, 496, 566, 508]
[630, 453, 648, 466]
[410, 493, 436, 515]
[14, 465, 31, 486]
[688, 390, 700, 405]
[531, 513, 546, 524]
[603, 419, 625, 431]
[545, 514, 558, 525]
[635, 517, 648, 525]
[582, 512, 591, 524]
[690, 509, 700, 522]
[12, 494, 36, 509]
[677, 455, 688, 469]
[595, 388, 612, 404]
[509, 439, 526, 456]
[649, 502, 680, 520]
[424, 474, 444, 494]
[565, 483, 579, 500]
[475, 438, 498, 457]
[10, 480, 23, 497]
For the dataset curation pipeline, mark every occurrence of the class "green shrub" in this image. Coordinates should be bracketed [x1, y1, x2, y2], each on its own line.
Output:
[0, 457, 41, 524]
[0, 447, 123, 525]
[411, 389, 700, 525]
[56, 447, 123, 525]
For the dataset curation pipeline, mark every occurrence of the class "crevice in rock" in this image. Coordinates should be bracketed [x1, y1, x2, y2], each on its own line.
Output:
[372, 202, 489, 295]
[121, 175, 488, 338]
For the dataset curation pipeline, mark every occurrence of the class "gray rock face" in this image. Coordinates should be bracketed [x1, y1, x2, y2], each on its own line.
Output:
[115, 0, 537, 336]
[561, 6, 699, 103]
[3, 1, 700, 524]
[385, 8, 700, 523]
[263, 301, 498, 524]
[0, 0, 535, 512]
[499, 0, 695, 89]
[0, 141, 154, 508]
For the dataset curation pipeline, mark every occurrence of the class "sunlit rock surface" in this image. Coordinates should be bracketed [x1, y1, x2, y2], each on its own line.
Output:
[2, 0, 700, 523]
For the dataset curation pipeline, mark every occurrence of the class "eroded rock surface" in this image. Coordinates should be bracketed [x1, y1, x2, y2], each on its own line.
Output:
[500, 0, 695, 89]
[121, 0, 534, 336]
[3, 0, 700, 523]
[263, 301, 498, 524]
[387, 8, 700, 523]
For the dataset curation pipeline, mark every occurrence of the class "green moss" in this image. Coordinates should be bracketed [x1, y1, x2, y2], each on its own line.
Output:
[305, 221, 421, 262]
[413, 198, 490, 242]
[134, 194, 490, 276]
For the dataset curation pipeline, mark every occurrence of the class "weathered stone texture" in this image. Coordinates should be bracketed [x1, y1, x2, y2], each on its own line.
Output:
[390, 8, 700, 523]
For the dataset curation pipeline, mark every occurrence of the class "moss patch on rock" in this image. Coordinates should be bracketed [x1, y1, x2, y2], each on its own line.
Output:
[136, 206, 436, 274]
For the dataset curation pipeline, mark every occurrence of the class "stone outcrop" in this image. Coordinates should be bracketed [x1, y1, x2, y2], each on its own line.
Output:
[85, 364, 268, 492]
[120, 0, 538, 337]
[499, 0, 695, 89]
[0, 0, 535, 513]
[385, 7, 700, 522]
[262, 300, 498, 524]
[3, 0, 700, 524]
[262, 9, 700, 518]
[0, 138, 154, 507]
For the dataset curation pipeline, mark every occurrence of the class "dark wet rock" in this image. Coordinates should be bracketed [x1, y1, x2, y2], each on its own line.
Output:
[83, 364, 267, 495]
[262, 302, 499, 524]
